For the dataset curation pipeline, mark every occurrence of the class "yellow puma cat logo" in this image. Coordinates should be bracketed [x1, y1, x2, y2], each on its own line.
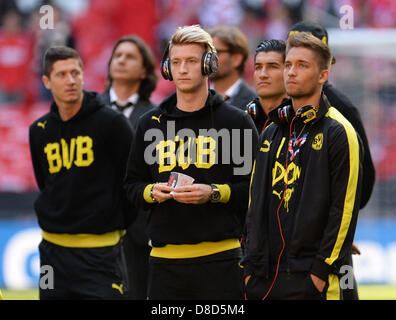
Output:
[151, 114, 162, 123]
[37, 121, 47, 129]
[112, 283, 124, 295]
[272, 189, 282, 199]
[260, 140, 271, 152]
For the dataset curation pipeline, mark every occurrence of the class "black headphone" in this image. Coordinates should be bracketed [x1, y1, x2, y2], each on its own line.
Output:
[160, 43, 219, 81]
[277, 104, 318, 124]
[246, 100, 258, 119]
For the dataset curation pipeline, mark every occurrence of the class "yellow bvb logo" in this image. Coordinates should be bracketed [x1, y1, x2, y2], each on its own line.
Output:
[44, 136, 94, 173]
[312, 133, 323, 150]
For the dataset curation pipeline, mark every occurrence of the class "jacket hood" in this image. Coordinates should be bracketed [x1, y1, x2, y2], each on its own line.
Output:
[158, 89, 224, 119]
[49, 91, 104, 123]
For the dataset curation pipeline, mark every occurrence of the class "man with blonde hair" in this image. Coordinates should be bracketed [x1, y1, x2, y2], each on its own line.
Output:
[124, 25, 258, 299]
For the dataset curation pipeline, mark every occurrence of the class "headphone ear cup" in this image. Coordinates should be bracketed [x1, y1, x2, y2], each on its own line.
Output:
[160, 57, 172, 81]
[201, 52, 210, 76]
[246, 100, 257, 119]
[296, 105, 318, 123]
[160, 44, 173, 81]
[201, 51, 218, 76]
[277, 105, 294, 124]
[209, 51, 219, 74]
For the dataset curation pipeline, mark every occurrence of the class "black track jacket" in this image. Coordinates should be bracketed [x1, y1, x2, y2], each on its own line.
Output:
[241, 94, 362, 281]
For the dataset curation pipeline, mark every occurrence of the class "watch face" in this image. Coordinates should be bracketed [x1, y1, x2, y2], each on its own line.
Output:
[211, 190, 220, 201]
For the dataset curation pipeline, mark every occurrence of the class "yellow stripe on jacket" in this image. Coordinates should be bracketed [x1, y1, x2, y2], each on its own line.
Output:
[326, 274, 341, 300]
[325, 107, 360, 266]
[248, 160, 256, 209]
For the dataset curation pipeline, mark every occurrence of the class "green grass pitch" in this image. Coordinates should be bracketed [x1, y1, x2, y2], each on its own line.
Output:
[1, 285, 396, 300]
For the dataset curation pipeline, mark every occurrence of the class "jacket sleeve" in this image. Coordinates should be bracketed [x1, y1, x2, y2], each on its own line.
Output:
[29, 124, 45, 191]
[239, 160, 256, 277]
[223, 114, 259, 225]
[324, 84, 375, 209]
[110, 114, 136, 226]
[311, 122, 362, 281]
[240, 131, 270, 278]
[124, 121, 154, 212]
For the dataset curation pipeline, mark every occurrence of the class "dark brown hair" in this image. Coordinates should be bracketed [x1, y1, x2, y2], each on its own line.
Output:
[286, 32, 332, 71]
[43, 46, 83, 77]
[105, 35, 158, 100]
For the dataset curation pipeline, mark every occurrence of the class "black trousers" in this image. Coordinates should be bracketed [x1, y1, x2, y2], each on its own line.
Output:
[122, 235, 151, 299]
[39, 239, 128, 300]
[245, 272, 340, 300]
[148, 249, 244, 300]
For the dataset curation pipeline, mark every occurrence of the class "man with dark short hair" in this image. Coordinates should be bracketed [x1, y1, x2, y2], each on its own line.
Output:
[246, 40, 288, 134]
[29, 46, 134, 299]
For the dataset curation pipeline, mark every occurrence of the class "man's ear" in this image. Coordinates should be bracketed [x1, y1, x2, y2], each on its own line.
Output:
[42, 75, 51, 90]
[318, 69, 329, 85]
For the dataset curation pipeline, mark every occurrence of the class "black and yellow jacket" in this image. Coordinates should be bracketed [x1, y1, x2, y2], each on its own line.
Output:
[323, 82, 375, 209]
[124, 90, 258, 256]
[29, 91, 134, 246]
[241, 94, 362, 282]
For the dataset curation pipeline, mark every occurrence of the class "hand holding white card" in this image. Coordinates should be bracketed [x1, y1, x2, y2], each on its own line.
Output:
[167, 172, 195, 190]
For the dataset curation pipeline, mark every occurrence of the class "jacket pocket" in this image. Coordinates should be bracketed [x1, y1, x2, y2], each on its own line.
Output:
[304, 275, 325, 300]
[245, 275, 262, 300]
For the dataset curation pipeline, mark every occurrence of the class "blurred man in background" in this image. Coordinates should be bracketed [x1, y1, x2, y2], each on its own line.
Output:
[101, 35, 158, 300]
[208, 25, 256, 109]
[102, 35, 157, 134]
[288, 21, 376, 300]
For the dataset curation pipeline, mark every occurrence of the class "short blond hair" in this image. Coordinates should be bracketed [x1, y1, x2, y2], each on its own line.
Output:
[169, 24, 216, 55]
